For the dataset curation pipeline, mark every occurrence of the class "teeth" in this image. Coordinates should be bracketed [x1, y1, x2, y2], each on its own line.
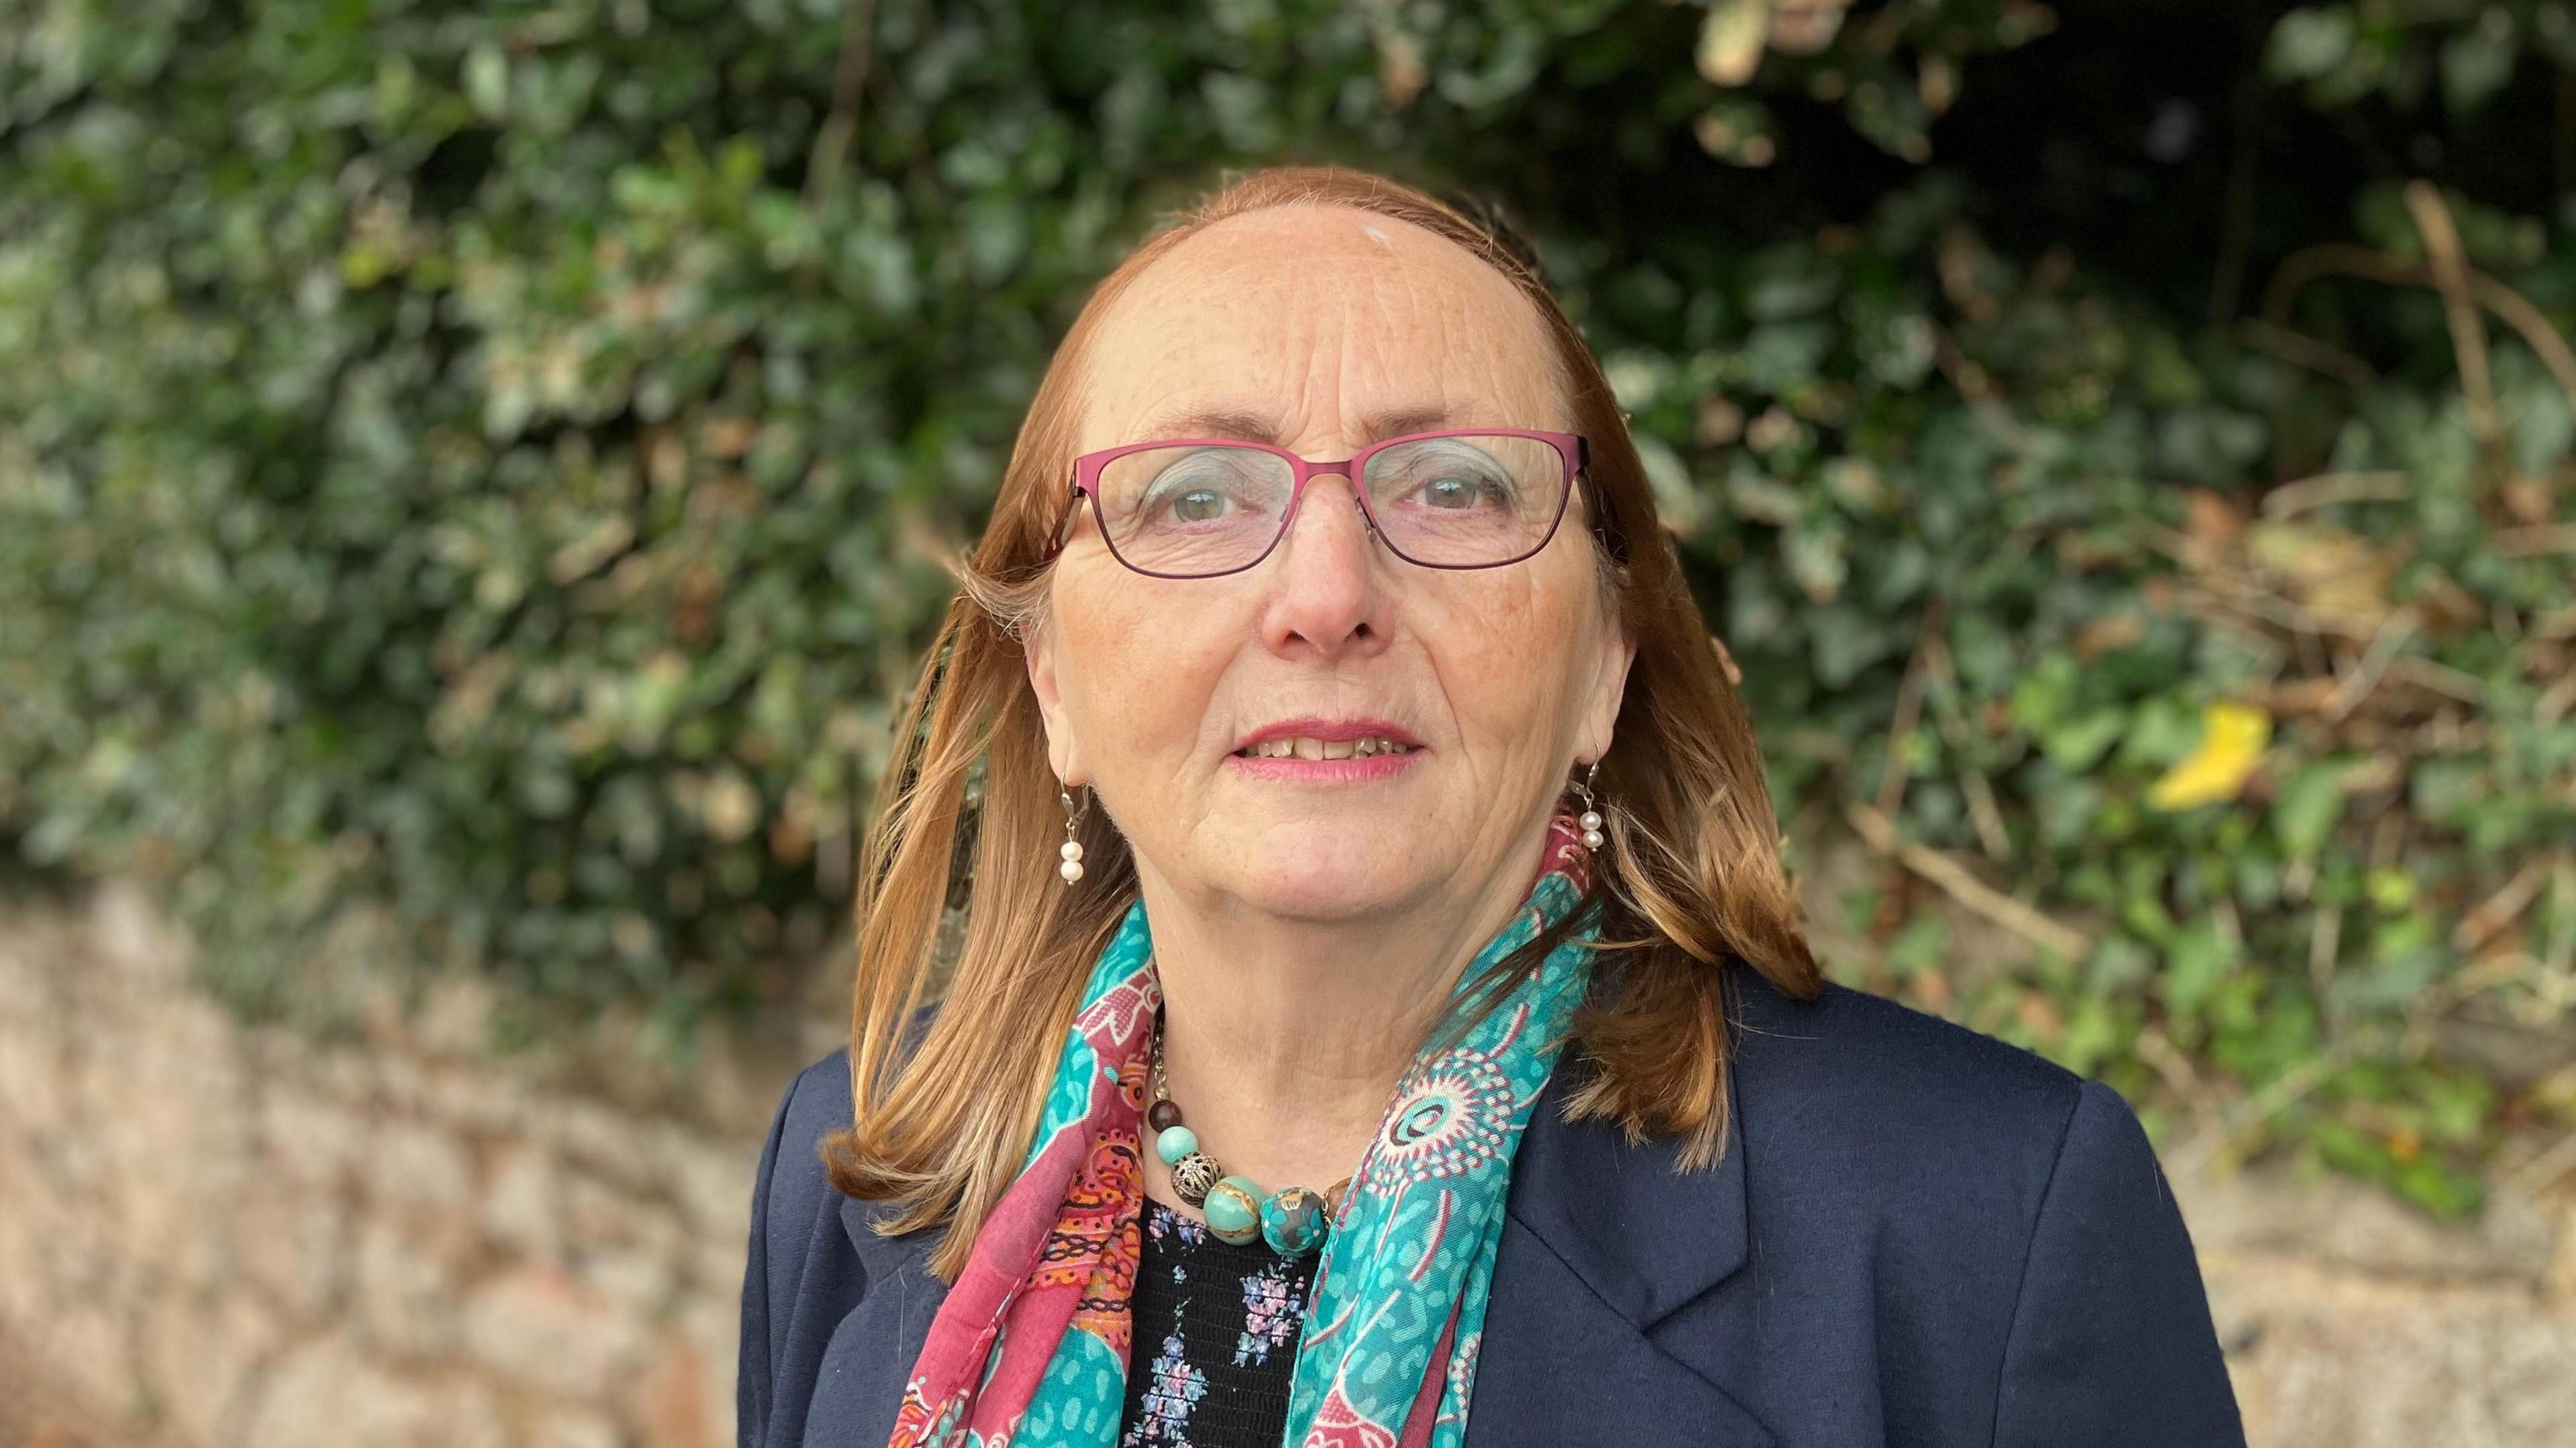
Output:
[1238, 736, 1415, 759]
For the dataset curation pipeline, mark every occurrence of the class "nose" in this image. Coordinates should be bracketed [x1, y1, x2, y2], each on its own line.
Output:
[1257, 466, 1390, 662]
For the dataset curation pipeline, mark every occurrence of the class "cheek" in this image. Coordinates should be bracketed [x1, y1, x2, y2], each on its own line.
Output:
[1415, 557, 1599, 736]
[1051, 566, 1237, 753]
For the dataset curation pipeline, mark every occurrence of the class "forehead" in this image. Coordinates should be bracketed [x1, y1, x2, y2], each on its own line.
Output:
[1076, 204, 1567, 452]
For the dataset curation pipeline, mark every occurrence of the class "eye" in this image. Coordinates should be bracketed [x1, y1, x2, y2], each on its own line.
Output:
[1416, 474, 1493, 510]
[1391, 457, 1515, 512]
[1135, 451, 1268, 526]
[1167, 487, 1229, 523]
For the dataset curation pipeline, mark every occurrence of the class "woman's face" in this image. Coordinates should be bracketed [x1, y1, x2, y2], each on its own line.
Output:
[1026, 204, 1634, 924]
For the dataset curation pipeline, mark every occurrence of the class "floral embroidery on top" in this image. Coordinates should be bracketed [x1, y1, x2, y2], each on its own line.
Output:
[1115, 1198, 1317, 1447]
[1234, 1265, 1305, 1367]
[1148, 1200, 1208, 1246]
[1122, 1327, 1208, 1445]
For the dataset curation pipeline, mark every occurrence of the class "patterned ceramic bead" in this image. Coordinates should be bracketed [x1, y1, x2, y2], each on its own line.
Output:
[1155, 1125, 1199, 1166]
[1201, 1176, 1266, 1245]
[1146, 1099, 1184, 1132]
[1259, 1185, 1328, 1256]
[1170, 1152, 1223, 1205]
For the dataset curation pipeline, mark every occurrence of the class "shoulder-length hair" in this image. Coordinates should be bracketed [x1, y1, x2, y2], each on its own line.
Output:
[820, 163, 1821, 1280]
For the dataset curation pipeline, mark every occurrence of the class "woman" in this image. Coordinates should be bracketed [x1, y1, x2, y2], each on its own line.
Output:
[737, 164, 2245, 1448]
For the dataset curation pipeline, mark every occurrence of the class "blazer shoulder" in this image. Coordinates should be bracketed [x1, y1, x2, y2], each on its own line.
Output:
[1732, 969, 2086, 1097]
[754, 1044, 861, 1272]
[1723, 966, 2100, 1191]
[759, 1001, 945, 1247]
[776, 1046, 856, 1177]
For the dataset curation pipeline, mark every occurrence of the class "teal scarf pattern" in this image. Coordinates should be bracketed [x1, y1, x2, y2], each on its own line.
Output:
[888, 812, 1601, 1448]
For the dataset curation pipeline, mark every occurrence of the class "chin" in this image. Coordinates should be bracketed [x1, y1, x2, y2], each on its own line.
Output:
[1232, 875, 1419, 922]
[1220, 828, 1429, 920]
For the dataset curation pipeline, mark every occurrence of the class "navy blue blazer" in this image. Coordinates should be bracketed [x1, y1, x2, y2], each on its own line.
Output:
[737, 964, 2247, 1447]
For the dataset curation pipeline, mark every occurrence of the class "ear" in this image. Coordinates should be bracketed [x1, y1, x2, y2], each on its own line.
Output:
[1023, 612, 1085, 787]
[1575, 610, 1637, 770]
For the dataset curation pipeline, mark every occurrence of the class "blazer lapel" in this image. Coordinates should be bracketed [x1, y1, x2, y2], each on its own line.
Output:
[1466, 1062, 1777, 1447]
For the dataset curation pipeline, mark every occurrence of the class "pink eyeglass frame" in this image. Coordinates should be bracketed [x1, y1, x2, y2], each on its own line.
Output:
[1040, 427, 1592, 579]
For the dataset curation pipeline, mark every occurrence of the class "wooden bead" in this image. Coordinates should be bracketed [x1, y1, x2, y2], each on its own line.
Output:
[1146, 1099, 1184, 1132]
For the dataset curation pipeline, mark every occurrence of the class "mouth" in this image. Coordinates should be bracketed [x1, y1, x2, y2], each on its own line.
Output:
[1230, 734, 1421, 761]
[1226, 718, 1427, 780]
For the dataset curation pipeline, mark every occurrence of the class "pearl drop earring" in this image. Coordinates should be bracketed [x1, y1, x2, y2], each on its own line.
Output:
[1058, 785, 1087, 883]
[1572, 761, 1606, 851]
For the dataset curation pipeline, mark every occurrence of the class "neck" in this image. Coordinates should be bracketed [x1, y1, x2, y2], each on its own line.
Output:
[1132, 812, 1558, 1207]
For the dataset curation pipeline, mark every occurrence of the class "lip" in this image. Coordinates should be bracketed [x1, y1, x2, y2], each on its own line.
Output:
[1226, 716, 1427, 783]
[1230, 716, 1426, 753]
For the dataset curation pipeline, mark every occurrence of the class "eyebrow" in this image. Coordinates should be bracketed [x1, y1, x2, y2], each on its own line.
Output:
[1132, 402, 1459, 449]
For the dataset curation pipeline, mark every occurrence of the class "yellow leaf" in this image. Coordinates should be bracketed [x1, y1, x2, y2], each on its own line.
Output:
[2147, 701, 2273, 810]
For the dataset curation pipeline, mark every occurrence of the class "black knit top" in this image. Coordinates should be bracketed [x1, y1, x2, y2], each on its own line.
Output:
[1115, 1196, 1317, 1446]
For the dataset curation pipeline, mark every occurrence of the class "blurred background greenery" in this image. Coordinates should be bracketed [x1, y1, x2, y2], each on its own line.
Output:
[1, 0, 2570, 1216]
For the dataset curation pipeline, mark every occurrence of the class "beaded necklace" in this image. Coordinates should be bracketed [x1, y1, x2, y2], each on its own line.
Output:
[1146, 1014, 1353, 1258]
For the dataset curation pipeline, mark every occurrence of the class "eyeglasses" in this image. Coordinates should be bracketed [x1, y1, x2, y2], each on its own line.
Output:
[1041, 427, 1591, 579]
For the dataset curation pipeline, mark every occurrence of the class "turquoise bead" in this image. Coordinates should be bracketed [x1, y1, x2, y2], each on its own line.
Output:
[1201, 1176, 1265, 1245]
[1260, 1185, 1328, 1256]
[1155, 1125, 1199, 1166]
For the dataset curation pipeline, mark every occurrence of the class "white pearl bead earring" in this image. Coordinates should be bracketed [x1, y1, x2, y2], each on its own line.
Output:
[1572, 761, 1606, 852]
[1058, 785, 1087, 884]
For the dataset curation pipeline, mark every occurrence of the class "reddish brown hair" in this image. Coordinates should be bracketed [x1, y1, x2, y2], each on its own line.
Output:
[820, 164, 1821, 1280]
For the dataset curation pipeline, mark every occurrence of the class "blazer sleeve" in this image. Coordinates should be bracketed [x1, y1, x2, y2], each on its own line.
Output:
[1989, 1077, 2248, 1448]
[737, 1057, 805, 1448]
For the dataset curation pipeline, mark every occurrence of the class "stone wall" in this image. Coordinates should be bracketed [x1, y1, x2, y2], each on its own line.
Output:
[0, 879, 838, 1448]
[2192, 1158, 2576, 1447]
[3, 875, 2573, 1448]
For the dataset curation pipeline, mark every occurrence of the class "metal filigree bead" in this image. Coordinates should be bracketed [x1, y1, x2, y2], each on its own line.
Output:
[1170, 1152, 1223, 1205]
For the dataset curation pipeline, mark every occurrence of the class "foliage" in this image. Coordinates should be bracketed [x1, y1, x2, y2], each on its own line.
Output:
[3, 0, 2571, 1210]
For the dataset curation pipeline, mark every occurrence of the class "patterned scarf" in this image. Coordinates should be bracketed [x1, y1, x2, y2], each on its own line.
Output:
[888, 812, 1601, 1448]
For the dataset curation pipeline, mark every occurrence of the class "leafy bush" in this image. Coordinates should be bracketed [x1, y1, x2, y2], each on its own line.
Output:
[3, 0, 2570, 1210]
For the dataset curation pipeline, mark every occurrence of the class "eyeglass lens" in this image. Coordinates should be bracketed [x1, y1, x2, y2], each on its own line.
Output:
[1089, 434, 1568, 576]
